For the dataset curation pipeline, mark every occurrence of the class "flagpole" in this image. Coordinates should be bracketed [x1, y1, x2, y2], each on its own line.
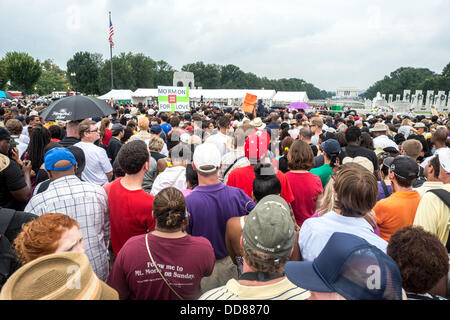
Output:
[109, 11, 114, 90]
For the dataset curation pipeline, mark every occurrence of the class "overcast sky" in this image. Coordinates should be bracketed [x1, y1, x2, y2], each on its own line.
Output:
[2, 0, 449, 92]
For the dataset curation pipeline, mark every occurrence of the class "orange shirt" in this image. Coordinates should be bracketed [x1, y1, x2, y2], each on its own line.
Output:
[374, 191, 422, 242]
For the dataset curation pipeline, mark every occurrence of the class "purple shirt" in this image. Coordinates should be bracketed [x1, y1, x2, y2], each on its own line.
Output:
[377, 181, 392, 201]
[186, 182, 255, 259]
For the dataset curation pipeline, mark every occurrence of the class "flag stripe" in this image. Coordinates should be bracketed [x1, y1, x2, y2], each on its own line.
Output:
[109, 18, 114, 48]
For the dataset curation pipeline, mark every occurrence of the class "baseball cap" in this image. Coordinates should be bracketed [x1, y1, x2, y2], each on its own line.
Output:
[150, 124, 162, 134]
[0, 127, 11, 140]
[284, 232, 403, 300]
[342, 156, 374, 173]
[383, 155, 419, 179]
[111, 123, 125, 132]
[0, 252, 118, 300]
[321, 139, 340, 155]
[245, 129, 270, 161]
[148, 109, 155, 115]
[438, 148, 450, 173]
[44, 147, 76, 171]
[193, 142, 221, 174]
[29, 110, 39, 116]
[243, 195, 295, 264]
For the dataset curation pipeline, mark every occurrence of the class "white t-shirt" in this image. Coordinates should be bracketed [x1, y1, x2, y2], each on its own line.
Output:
[299, 211, 388, 262]
[206, 132, 230, 157]
[74, 141, 113, 186]
[373, 135, 398, 151]
[150, 166, 186, 196]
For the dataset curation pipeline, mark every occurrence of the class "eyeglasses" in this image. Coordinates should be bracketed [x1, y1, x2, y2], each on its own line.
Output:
[87, 129, 99, 133]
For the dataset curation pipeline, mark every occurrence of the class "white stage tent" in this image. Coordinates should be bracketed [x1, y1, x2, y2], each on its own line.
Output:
[272, 91, 309, 104]
[98, 89, 133, 101]
[131, 88, 159, 105]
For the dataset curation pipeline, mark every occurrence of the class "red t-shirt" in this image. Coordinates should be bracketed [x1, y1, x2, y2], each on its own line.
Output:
[227, 165, 295, 203]
[108, 178, 156, 257]
[107, 233, 215, 300]
[102, 129, 112, 146]
[285, 172, 323, 227]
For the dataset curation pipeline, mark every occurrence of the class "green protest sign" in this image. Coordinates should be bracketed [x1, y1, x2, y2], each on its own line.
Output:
[158, 86, 190, 112]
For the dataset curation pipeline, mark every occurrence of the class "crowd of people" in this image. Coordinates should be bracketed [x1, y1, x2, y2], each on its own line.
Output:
[0, 98, 449, 300]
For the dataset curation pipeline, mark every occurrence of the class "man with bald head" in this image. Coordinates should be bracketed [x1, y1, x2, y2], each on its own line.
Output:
[24, 148, 110, 281]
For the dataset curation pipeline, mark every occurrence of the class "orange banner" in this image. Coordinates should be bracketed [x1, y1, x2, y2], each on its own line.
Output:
[242, 93, 257, 114]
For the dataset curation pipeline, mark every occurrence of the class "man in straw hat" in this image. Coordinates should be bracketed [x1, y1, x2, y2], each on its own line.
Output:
[0, 252, 118, 300]
[371, 122, 398, 151]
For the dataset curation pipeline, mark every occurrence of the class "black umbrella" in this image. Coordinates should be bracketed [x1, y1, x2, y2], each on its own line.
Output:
[40, 95, 116, 121]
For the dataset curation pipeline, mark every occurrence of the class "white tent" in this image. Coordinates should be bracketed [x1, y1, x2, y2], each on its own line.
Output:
[98, 89, 133, 101]
[272, 91, 309, 104]
[131, 88, 159, 105]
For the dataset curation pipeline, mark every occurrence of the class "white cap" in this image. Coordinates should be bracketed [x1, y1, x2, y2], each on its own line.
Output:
[438, 148, 450, 173]
[29, 110, 39, 116]
[193, 143, 221, 174]
[148, 109, 155, 115]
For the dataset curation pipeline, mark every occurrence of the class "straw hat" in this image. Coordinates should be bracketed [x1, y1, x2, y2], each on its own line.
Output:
[0, 252, 118, 300]
[250, 117, 266, 129]
[370, 123, 388, 132]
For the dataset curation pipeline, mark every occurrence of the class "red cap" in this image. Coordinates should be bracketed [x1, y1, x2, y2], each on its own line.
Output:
[245, 129, 270, 160]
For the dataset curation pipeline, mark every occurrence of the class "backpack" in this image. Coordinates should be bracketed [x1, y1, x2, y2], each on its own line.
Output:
[0, 208, 19, 290]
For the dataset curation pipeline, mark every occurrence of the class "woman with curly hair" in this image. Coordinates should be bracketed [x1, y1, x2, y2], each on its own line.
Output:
[387, 226, 449, 300]
[14, 213, 84, 266]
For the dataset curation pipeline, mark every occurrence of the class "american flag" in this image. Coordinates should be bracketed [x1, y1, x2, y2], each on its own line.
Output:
[109, 16, 114, 48]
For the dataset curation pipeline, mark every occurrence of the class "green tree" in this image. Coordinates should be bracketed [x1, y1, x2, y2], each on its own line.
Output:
[0, 59, 8, 91]
[67, 51, 103, 95]
[182, 62, 221, 88]
[35, 59, 71, 95]
[154, 60, 175, 86]
[4, 52, 42, 94]
[129, 53, 156, 89]
[98, 52, 135, 93]
[363, 67, 436, 99]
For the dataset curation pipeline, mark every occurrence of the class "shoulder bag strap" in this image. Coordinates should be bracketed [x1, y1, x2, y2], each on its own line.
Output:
[145, 233, 184, 300]
[223, 155, 246, 178]
[380, 180, 391, 197]
[169, 168, 185, 188]
[426, 189, 450, 208]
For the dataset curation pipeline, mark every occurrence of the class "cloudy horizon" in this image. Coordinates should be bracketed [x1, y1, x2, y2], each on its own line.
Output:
[2, 0, 449, 93]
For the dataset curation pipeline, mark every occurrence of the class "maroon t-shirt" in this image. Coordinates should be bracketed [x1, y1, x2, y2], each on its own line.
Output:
[285, 171, 323, 227]
[107, 233, 215, 300]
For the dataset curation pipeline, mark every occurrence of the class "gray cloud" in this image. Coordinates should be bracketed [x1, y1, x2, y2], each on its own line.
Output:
[1, 0, 449, 92]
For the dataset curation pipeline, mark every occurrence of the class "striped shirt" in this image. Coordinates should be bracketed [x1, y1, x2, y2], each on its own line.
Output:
[198, 278, 310, 300]
[25, 175, 110, 281]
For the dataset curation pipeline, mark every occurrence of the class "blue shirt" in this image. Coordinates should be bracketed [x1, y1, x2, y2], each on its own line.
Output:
[161, 123, 172, 135]
[186, 182, 255, 259]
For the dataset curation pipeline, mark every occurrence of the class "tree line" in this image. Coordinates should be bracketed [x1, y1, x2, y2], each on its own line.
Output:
[0, 51, 334, 99]
[362, 63, 450, 100]
[0, 51, 448, 101]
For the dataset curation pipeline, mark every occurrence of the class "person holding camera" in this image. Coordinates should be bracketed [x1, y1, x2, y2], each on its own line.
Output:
[0, 127, 32, 211]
